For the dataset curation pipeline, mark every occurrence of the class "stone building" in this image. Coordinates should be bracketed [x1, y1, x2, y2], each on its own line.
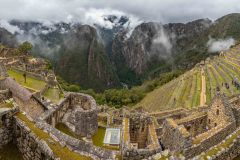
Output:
[207, 93, 235, 129]
[122, 113, 161, 160]
[161, 118, 192, 152]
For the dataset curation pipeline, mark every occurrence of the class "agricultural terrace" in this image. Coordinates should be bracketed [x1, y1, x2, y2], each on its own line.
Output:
[136, 46, 240, 112]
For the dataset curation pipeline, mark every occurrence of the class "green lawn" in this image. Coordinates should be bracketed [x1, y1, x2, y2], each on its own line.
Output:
[92, 127, 106, 147]
[55, 123, 82, 140]
[44, 87, 63, 104]
[7, 69, 46, 92]
[92, 127, 119, 150]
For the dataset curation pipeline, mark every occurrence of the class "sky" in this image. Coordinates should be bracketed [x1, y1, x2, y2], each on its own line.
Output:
[0, 0, 239, 24]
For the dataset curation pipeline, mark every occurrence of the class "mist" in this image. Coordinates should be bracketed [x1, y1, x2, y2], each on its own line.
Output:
[0, 20, 23, 34]
[207, 37, 235, 53]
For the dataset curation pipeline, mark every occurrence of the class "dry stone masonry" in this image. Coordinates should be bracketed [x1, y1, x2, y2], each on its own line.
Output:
[0, 48, 240, 159]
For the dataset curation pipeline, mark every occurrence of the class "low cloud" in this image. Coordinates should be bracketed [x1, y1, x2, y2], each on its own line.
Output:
[150, 24, 173, 57]
[0, 20, 23, 34]
[207, 37, 235, 53]
[0, 0, 240, 24]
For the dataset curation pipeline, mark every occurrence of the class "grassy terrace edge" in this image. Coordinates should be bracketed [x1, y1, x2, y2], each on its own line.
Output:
[16, 112, 92, 160]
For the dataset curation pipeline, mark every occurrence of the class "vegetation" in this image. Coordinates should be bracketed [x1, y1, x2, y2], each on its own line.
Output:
[58, 70, 183, 108]
[8, 69, 46, 92]
[44, 87, 63, 104]
[55, 123, 82, 140]
[135, 45, 240, 112]
[18, 41, 33, 54]
[92, 127, 106, 147]
[203, 129, 240, 159]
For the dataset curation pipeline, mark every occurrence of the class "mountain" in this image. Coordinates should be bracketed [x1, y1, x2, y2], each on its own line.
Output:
[0, 13, 240, 91]
[54, 25, 120, 91]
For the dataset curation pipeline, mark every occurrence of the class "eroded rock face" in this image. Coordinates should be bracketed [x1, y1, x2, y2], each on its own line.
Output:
[112, 19, 212, 75]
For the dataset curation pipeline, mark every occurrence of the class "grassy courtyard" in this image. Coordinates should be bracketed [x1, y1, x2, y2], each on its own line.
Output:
[44, 87, 63, 104]
[7, 69, 46, 92]
[92, 127, 106, 147]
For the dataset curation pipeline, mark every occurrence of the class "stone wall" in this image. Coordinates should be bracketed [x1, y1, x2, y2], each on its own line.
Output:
[0, 108, 17, 147]
[14, 96, 46, 120]
[161, 118, 192, 152]
[14, 117, 56, 160]
[122, 148, 161, 160]
[0, 107, 56, 160]
[213, 136, 240, 160]
[36, 121, 115, 160]
[207, 94, 235, 129]
[176, 113, 207, 137]
[184, 122, 236, 158]
[232, 107, 240, 127]
[45, 93, 99, 137]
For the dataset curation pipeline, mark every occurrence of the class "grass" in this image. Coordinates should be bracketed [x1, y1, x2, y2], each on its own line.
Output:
[55, 123, 83, 140]
[16, 113, 92, 160]
[176, 74, 192, 107]
[91, 127, 119, 150]
[211, 63, 231, 96]
[136, 77, 179, 111]
[205, 68, 212, 104]
[0, 142, 23, 160]
[206, 65, 218, 98]
[134, 46, 240, 112]
[203, 129, 240, 159]
[7, 69, 46, 92]
[44, 87, 63, 104]
[192, 71, 201, 107]
[92, 127, 105, 147]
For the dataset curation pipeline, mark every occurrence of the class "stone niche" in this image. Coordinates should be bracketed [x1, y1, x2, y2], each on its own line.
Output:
[63, 93, 99, 137]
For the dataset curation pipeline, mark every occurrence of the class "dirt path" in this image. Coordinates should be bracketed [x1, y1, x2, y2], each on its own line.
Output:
[200, 68, 206, 106]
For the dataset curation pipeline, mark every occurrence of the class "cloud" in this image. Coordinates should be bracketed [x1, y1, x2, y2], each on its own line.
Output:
[207, 37, 235, 53]
[0, 0, 239, 24]
[0, 19, 23, 34]
[152, 26, 172, 54]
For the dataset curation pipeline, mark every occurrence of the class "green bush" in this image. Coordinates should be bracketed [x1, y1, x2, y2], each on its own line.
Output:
[57, 70, 182, 108]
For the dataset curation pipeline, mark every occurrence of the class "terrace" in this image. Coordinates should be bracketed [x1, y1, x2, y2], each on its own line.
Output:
[7, 69, 46, 92]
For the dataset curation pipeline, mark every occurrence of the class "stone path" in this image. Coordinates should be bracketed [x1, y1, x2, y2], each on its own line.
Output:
[200, 68, 206, 106]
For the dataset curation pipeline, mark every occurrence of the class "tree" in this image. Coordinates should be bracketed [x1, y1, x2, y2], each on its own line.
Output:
[18, 41, 33, 55]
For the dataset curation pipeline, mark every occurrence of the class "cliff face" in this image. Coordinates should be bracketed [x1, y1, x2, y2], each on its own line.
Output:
[111, 19, 212, 76]
[54, 25, 120, 91]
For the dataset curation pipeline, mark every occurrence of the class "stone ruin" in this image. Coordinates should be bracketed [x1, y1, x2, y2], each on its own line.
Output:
[0, 46, 240, 159]
[58, 92, 99, 137]
[122, 113, 161, 160]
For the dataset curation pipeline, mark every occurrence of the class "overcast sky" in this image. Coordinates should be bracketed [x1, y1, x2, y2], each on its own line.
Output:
[0, 0, 240, 24]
